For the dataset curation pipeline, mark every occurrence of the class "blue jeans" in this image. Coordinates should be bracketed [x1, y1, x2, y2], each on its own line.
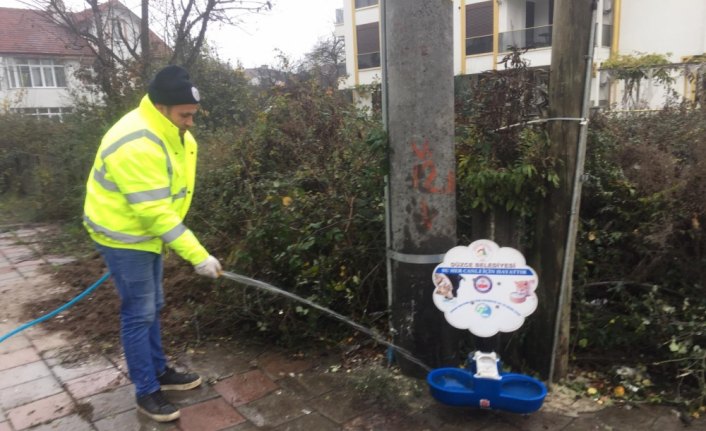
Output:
[96, 244, 167, 397]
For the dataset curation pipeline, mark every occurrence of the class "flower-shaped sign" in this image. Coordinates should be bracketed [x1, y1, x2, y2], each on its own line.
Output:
[432, 240, 539, 338]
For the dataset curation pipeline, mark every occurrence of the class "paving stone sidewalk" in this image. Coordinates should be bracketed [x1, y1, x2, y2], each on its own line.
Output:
[0, 225, 703, 431]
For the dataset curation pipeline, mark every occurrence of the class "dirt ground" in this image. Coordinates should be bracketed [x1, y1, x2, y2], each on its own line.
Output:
[22, 244, 383, 373]
[24, 252, 228, 356]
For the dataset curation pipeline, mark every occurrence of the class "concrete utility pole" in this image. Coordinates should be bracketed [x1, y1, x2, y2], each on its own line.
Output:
[526, 0, 596, 381]
[382, 0, 458, 376]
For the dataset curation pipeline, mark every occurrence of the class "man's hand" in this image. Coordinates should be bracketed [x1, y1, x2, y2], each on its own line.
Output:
[194, 255, 222, 279]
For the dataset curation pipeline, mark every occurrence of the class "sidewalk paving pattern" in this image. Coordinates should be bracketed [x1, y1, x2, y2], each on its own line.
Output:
[0, 226, 703, 430]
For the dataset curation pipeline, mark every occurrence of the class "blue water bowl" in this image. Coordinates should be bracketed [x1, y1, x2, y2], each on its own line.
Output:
[427, 368, 547, 414]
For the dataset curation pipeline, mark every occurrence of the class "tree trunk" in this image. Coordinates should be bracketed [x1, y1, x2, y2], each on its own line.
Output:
[141, 0, 151, 81]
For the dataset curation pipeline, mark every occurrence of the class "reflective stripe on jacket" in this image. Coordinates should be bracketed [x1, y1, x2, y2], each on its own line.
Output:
[83, 95, 209, 265]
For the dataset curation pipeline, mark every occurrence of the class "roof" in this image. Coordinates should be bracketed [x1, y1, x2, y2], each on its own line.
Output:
[0, 7, 93, 57]
[0, 2, 170, 59]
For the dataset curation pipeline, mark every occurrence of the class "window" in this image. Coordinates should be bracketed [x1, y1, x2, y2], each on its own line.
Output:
[355, 0, 378, 9]
[4, 59, 67, 89]
[111, 18, 125, 42]
[356, 22, 380, 69]
[466, 1, 493, 55]
[12, 107, 73, 121]
[601, 0, 613, 47]
[111, 18, 124, 34]
[335, 8, 344, 25]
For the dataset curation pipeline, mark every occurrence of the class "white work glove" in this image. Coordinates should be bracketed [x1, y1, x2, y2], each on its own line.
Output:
[194, 255, 222, 279]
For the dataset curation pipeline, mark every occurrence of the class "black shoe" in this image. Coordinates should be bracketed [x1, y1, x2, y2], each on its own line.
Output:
[137, 390, 180, 422]
[158, 366, 202, 391]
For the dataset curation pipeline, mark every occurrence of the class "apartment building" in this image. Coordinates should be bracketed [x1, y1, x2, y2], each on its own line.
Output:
[334, 0, 706, 110]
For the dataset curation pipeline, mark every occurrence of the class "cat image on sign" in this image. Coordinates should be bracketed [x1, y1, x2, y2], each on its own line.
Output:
[433, 273, 463, 300]
[510, 279, 535, 304]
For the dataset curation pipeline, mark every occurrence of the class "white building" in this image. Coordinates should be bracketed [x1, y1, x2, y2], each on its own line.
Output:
[335, 0, 706, 110]
[0, 7, 92, 119]
[0, 0, 168, 119]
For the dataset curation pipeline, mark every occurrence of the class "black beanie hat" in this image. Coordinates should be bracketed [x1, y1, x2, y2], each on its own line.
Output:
[148, 65, 200, 106]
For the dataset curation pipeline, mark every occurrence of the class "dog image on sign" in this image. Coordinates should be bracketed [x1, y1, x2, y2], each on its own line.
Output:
[431, 240, 538, 338]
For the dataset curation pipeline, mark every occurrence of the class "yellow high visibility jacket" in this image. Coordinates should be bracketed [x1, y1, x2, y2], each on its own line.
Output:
[83, 95, 209, 266]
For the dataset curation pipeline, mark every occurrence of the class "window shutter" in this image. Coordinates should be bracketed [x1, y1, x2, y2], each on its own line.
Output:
[466, 1, 493, 38]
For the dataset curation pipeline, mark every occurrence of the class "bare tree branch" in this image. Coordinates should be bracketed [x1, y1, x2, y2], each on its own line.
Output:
[165, 0, 271, 68]
[25, 0, 272, 100]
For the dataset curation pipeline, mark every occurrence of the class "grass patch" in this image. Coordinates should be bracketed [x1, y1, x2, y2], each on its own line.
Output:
[0, 196, 41, 227]
[349, 363, 429, 411]
[40, 222, 94, 258]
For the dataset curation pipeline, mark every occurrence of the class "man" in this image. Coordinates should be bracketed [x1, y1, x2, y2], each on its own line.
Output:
[83, 65, 222, 422]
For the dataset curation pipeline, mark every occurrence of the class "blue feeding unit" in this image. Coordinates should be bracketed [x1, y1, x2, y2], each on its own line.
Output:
[426, 352, 547, 414]
[429, 240, 547, 414]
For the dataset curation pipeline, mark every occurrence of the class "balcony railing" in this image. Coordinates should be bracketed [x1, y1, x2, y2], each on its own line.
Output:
[465, 25, 554, 56]
[499, 25, 553, 52]
[466, 35, 493, 56]
[358, 52, 380, 69]
[355, 0, 377, 9]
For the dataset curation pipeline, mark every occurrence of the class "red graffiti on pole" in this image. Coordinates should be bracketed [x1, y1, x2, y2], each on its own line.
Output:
[410, 139, 454, 231]
[420, 200, 436, 231]
[411, 139, 454, 194]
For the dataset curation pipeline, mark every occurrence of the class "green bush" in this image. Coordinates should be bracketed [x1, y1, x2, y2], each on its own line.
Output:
[0, 111, 107, 221]
[189, 55, 259, 130]
[574, 107, 706, 407]
[455, 49, 558, 248]
[187, 77, 389, 344]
